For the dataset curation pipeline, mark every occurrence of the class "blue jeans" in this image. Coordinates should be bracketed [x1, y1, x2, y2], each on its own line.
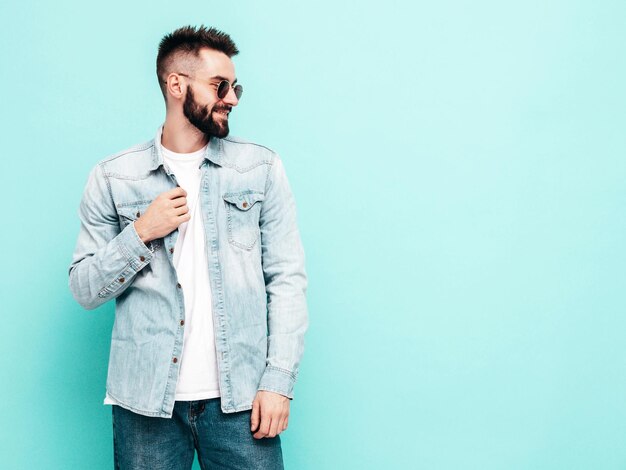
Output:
[112, 398, 284, 469]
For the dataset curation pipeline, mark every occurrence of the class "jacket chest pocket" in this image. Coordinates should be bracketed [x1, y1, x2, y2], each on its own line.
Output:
[222, 190, 265, 250]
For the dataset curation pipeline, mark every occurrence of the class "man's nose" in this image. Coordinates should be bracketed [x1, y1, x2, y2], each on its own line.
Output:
[223, 87, 239, 106]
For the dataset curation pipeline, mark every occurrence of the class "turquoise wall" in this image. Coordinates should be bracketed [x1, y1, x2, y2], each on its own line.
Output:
[2, 0, 625, 468]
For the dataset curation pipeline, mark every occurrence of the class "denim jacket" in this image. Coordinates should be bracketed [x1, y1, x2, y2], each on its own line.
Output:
[68, 126, 308, 418]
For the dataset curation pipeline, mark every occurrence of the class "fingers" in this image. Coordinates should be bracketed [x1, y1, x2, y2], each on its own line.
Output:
[173, 204, 189, 216]
[268, 417, 280, 438]
[250, 399, 260, 433]
[251, 399, 289, 439]
[279, 415, 289, 432]
[159, 187, 187, 209]
[171, 196, 187, 208]
[176, 212, 191, 225]
[253, 412, 272, 439]
[165, 186, 187, 198]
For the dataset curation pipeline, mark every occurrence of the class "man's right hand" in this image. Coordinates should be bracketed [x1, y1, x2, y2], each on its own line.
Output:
[133, 187, 190, 243]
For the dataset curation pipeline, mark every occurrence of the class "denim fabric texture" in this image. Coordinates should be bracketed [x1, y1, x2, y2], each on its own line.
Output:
[112, 398, 284, 470]
[69, 126, 308, 418]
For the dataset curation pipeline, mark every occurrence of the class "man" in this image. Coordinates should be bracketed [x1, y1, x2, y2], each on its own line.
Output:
[68, 25, 308, 470]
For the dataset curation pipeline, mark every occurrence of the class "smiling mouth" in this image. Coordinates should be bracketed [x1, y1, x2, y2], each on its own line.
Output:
[214, 109, 230, 117]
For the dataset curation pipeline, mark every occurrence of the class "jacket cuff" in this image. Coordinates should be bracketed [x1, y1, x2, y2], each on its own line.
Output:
[116, 221, 154, 271]
[257, 366, 297, 399]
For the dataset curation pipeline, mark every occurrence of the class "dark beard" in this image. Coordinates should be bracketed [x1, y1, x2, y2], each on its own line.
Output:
[182, 85, 230, 138]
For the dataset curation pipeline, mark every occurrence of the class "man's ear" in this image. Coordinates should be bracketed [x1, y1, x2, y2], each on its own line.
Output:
[165, 73, 185, 101]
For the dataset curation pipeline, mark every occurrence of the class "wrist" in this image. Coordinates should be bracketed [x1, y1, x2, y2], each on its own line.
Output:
[133, 220, 152, 244]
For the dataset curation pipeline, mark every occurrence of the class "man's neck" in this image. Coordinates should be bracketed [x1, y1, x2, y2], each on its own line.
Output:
[161, 116, 209, 154]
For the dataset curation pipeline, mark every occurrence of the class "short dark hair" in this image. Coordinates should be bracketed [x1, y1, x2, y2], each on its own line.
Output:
[156, 25, 239, 99]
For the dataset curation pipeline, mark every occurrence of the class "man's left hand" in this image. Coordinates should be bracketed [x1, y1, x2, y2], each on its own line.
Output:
[250, 390, 290, 439]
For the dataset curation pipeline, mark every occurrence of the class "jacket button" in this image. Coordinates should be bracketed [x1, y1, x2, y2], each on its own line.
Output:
[180, 319, 185, 326]
[172, 357, 178, 363]
[170, 247, 174, 254]
[118, 277, 125, 283]
[139, 256, 145, 262]
[242, 202, 248, 208]
[177, 283, 181, 288]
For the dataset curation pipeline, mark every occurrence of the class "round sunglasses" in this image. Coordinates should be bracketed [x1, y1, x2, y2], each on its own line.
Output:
[175, 73, 243, 100]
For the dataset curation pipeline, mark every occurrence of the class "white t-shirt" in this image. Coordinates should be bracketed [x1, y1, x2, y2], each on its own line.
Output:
[104, 139, 220, 406]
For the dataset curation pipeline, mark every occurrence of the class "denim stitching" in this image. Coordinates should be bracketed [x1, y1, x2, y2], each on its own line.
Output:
[97, 262, 131, 298]
[99, 142, 154, 164]
[223, 136, 277, 154]
[224, 201, 261, 250]
[218, 160, 272, 173]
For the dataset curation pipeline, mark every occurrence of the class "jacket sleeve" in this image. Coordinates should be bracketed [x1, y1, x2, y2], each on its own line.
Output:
[256, 154, 309, 399]
[68, 164, 155, 310]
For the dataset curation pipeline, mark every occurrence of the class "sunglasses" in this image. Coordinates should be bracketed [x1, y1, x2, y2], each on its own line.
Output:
[176, 73, 243, 100]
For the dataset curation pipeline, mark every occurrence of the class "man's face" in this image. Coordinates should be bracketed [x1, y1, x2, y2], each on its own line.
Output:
[181, 49, 239, 138]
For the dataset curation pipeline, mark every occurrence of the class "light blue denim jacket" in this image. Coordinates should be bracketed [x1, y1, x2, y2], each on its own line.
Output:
[68, 126, 308, 418]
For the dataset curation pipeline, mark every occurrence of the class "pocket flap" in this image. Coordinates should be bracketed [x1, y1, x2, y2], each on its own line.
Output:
[222, 191, 265, 211]
[117, 202, 151, 221]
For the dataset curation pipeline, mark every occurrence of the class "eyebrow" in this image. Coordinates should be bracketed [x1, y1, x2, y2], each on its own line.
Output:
[210, 75, 238, 84]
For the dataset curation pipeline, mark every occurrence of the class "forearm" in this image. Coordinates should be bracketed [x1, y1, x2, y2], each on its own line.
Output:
[69, 221, 154, 310]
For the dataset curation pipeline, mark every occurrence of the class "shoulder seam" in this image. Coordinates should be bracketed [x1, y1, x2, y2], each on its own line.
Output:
[223, 137, 277, 154]
[99, 141, 155, 164]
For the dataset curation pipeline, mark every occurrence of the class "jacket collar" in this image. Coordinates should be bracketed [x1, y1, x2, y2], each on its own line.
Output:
[149, 124, 223, 171]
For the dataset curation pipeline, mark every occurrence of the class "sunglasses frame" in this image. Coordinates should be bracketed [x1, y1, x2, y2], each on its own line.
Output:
[173, 73, 243, 100]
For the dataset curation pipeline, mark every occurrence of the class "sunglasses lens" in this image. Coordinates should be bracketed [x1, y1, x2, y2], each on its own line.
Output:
[217, 81, 243, 100]
[217, 81, 229, 99]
